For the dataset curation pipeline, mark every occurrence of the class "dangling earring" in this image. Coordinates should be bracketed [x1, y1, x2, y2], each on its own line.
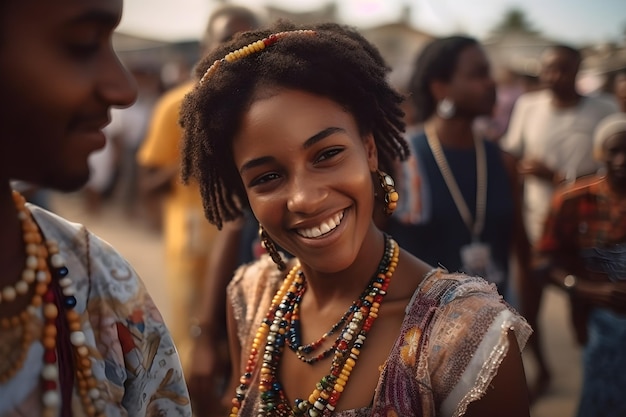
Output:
[258, 226, 286, 271]
[437, 97, 456, 119]
[376, 170, 399, 216]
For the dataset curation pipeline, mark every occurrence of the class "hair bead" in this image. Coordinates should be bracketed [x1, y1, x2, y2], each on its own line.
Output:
[198, 29, 316, 85]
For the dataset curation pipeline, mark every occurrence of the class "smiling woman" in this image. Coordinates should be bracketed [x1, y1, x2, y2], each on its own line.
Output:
[0, 0, 191, 415]
[180, 21, 532, 417]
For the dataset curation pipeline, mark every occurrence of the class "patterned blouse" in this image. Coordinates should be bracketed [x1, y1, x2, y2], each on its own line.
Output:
[228, 255, 531, 417]
[0, 206, 192, 417]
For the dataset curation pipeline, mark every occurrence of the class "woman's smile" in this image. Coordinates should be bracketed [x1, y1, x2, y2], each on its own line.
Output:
[295, 209, 345, 238]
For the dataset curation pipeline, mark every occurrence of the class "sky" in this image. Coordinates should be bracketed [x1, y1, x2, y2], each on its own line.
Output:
[118, 0, 625, 46]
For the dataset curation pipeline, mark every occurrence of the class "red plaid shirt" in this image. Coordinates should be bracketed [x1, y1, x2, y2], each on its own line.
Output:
[538, 175, 626, 257]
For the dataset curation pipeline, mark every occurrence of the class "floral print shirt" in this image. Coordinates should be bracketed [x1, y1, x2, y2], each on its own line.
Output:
[0, 206, 191, 417]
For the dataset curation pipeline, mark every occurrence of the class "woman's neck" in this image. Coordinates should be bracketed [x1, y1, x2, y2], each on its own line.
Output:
[607, 175, 626, 199]
[298, 224, 386, 309]
[429, 117, 476, 149]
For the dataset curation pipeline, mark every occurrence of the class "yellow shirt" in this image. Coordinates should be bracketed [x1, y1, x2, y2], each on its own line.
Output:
[137, 80, 218, 261]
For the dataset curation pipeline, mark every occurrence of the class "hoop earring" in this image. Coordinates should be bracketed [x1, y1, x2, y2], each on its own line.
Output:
[258, 226, 286, 271]
[437, 97, 456, 119]
[376, 170, 399, 216]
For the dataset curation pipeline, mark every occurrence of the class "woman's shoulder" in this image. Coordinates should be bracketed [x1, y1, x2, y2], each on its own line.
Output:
[406, 269, 532, 416]
[409, 268, 531, 357]
[229, 253, 289, 292]
[415, 269, 502, 305]
[227, 254, 293, 316]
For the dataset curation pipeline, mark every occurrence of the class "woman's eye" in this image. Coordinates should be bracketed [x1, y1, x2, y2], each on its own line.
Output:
[250, 172, 280, 187]
[316, 147, 343, 163]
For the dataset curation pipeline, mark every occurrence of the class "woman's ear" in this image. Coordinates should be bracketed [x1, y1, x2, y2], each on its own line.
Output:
[430, 79, 448, 102]
[363, 134, 378, 172]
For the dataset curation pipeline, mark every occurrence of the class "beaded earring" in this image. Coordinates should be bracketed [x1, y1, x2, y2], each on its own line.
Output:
[376, 170, 399, 216]
[258, 226, 286, 271]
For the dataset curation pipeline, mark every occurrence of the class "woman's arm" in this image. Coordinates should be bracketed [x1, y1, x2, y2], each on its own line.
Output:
[463, 330, 530, 417]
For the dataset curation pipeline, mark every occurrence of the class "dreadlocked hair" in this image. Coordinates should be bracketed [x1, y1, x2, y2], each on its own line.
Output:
[180, 21, 409, 229]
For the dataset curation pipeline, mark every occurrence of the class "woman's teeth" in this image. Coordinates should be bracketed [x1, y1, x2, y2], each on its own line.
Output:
[298, 211, 344, 238]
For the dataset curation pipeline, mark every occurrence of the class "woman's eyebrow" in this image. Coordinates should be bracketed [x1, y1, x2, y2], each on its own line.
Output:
[302, 127, 345, 150]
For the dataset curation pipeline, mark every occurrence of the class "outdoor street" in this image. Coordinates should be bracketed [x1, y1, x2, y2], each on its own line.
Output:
[50, 190, 581, 417]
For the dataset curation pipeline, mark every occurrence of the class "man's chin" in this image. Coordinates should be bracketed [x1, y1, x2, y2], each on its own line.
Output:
[42, 171, 90, 193]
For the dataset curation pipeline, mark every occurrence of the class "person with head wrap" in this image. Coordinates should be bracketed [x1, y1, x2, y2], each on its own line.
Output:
[536, 112, 626, 417]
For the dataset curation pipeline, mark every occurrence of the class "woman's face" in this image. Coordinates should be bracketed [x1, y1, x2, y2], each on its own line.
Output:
[603, 131, 626, 187]
[446, 45, 496, 117]
[232, 89, 379, 272]
[0, 0, 136, 191]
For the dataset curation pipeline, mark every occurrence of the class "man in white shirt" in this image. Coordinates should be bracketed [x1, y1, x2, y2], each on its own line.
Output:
[501, 44, 618, 401]
[503, 45, 618, 243]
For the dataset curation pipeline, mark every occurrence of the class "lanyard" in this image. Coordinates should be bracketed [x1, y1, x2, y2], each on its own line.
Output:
[425, 125, 487, 239]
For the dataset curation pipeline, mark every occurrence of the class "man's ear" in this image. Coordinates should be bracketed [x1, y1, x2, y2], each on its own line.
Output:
[363, 133, 378, 172]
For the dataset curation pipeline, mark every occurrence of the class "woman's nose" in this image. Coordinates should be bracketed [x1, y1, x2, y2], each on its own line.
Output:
[286, 174, 328, 214]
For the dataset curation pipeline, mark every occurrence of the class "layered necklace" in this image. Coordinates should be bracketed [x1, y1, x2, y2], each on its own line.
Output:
[0, 191, 103, 417]
[229, 234, 399, 417]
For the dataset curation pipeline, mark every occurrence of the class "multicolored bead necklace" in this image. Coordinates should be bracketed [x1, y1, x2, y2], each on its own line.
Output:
[5, 191, 103, 417]
[229, 234, 399, 417]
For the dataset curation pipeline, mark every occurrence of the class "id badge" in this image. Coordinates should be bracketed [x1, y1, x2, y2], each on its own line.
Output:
[460, 241, 491, 272]
[460, 242, 503, 284]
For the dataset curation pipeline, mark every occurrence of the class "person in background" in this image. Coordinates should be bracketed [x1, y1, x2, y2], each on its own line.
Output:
[0, 0, 191, 415]
[535, 113, 626, 417]
[136, 3, 262, 410]
[475, 66, 526, 143]
[388, 36, 529, 309]
[180, 21, 531, 416]
[114, 66, 162, 217]
[501, 44, 619, 399]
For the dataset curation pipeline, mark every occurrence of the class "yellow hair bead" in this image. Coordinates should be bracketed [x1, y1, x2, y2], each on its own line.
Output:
[198, 29, 316, 85]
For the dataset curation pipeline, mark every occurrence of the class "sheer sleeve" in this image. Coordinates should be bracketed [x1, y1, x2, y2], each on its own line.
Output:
[415, 271, 532, 417]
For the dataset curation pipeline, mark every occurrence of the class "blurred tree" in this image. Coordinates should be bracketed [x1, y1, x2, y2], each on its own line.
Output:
[491, 8, 539, 35]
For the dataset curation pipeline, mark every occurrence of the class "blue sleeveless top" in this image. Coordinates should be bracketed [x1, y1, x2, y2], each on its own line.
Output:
[388, 131, 514, 296]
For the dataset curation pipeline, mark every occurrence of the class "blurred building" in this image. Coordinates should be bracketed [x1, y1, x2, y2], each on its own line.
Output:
[113, 32, 199, 89]
[580, 42, 626, 93]
[113, 3, 433, 93]
[483, 30, 555, 78]
[113, 4, 626, 97]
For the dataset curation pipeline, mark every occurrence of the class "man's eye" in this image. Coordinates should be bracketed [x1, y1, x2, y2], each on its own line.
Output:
[67, 43, 99, 58]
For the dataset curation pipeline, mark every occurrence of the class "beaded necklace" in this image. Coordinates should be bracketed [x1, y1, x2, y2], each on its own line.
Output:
[3, 191, 103, 417]
[229, 234, 399, 417]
